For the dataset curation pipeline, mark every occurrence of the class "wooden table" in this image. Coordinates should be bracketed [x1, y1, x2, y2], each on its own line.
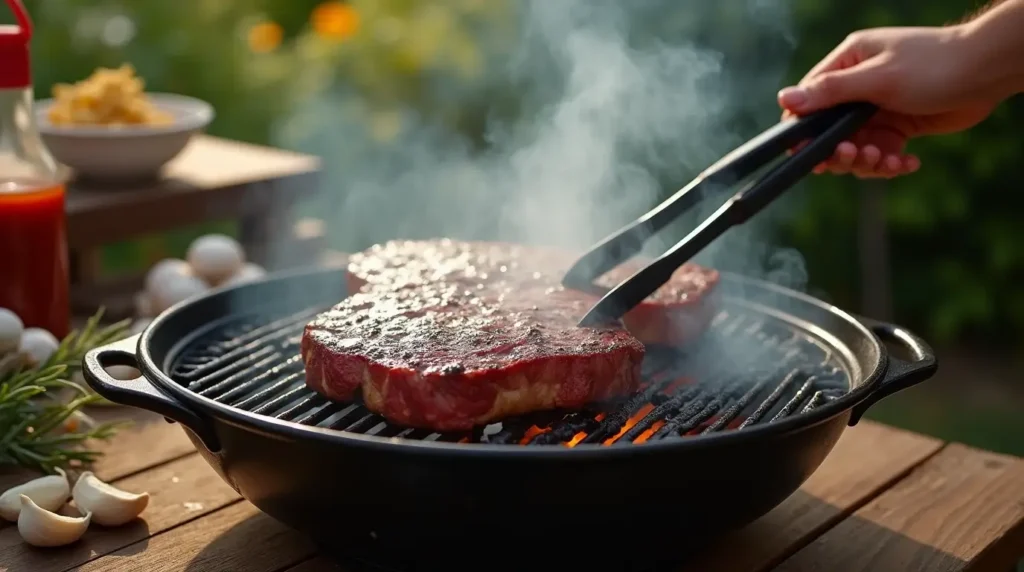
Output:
[65, 135, 322, 317]
[0, 410, 1021, 572]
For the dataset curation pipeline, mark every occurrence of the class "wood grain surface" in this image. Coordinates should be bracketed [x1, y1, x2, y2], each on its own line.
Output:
[0, 407, 1020, 572]
[776, 443, 1024, 572]
[681, 422, 945, 572]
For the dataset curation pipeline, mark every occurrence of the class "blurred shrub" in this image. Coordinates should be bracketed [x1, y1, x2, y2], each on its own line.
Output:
[787, 0, 1024, 347]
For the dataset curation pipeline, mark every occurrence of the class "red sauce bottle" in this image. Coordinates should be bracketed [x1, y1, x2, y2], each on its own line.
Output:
[0, 0, 70, 339]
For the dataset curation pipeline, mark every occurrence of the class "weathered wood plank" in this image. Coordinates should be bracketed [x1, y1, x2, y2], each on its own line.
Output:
[775, 443, 1024, 572]
[0, 453, 239, 572]
[76, 501, 315, 572]
[88, 409, 196, 481]
[680, 421, 945, 572]
[0, 409, 192, 507]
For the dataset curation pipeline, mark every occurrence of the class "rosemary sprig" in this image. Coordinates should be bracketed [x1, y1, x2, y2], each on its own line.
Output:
[0, 310, 132, 474]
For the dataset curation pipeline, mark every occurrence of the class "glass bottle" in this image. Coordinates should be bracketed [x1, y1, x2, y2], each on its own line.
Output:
[0, 0, 70, 339]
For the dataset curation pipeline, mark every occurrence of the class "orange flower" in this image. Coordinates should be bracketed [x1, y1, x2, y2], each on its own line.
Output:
[248, 21, 283, 53]
[312, 2, 360, 41]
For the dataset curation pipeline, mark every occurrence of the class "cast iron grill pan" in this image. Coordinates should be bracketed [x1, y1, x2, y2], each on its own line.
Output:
[83, 267, 936, 572]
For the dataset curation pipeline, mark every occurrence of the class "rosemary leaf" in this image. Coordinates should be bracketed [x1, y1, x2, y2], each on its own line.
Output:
[0, 310, 131, 474]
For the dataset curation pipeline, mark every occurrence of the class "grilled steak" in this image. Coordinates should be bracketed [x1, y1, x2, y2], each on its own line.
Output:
[301, 239, 719, 431]
[345, 239, 720, 345]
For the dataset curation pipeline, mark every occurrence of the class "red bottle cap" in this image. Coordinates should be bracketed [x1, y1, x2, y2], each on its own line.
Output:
[0, 0, 32, 89]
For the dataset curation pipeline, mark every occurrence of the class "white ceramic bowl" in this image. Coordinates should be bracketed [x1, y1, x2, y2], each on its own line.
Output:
[36, 93, 215, 180]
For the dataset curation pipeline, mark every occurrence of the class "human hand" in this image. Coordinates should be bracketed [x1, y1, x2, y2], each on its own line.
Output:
[778, 26, 1001, 178]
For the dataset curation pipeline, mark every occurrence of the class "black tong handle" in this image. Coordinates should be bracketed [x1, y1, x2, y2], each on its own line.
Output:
[574, 102, 877, 326]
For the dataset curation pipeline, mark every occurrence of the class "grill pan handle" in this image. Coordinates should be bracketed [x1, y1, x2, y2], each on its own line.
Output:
[82, 334, 221, 452]
[848, 318, 938, 425]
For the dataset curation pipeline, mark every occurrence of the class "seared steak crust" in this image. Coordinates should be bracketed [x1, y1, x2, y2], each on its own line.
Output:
[301, 239, 719, 431]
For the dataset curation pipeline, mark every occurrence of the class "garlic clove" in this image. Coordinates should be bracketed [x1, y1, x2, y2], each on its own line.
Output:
[72, 471, 149, 527]
[17, 494, 91, 547]
[0, 468, 70, 522]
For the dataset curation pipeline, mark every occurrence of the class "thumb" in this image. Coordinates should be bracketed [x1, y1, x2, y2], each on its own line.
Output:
[778, 59, 885, 114]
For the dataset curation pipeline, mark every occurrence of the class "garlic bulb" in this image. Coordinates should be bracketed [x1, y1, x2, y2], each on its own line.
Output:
[220, 263, 266, 287]
[0, 307, 23, 355]
[0, 468, 70, 522]
[17, 495, 91, 547]
[149, 273, 209, 314]
[144, 258, 192, 295]
[18, 328, 59, 368]
[72, 472, 149, 527]
[187, 234, 245, 285]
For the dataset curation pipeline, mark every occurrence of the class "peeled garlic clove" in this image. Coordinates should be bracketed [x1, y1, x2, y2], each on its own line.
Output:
[72, 471, 149, 527]
[0, 468, 70, 522]
[17, 494, 91, 547]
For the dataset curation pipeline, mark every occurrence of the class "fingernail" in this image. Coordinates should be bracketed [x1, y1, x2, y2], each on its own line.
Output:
[778, 87, 808, 109]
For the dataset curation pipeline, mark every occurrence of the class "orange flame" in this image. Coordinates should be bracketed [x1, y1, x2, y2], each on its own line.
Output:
[520, 425, 550, 444]
[603, 403, 656, 445]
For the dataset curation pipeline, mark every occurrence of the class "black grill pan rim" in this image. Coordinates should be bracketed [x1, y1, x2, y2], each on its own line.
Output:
[133, 267, 887, 459]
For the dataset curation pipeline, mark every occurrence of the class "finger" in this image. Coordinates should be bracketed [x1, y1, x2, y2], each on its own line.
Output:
[902, 154, 921, 173]
[778, 58, 887, 115]
[819, 149, 846, 175]
[802, 34, 865, 81]
[830, 141, 858, 174]
[853, 144, 882, 172]
[878, 154, 903, 178]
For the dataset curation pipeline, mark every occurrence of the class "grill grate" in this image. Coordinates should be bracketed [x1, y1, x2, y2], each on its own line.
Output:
[168, 308, 849, 446]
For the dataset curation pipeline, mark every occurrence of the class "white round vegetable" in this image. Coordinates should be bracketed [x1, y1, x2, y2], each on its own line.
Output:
[149, 273, 209, 314]
[0, 308, 23, 355]
[19, 328, 59, 368]
[144, 258, 192, 295]
[220, 263, 267, 287]
[187, 234, 245, 285]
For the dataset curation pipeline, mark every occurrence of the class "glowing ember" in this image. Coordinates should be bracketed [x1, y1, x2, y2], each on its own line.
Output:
[563, 432, 587, 448]
[520, 425, 550, 444]
[633, 420, 666, 444]
[604, 403, 656, 445]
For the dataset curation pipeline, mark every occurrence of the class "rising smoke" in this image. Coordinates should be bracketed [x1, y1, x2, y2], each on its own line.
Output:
[276, 0, 809, 292]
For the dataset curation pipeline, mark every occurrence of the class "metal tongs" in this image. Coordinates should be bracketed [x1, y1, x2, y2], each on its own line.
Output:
[566, 102, 878, 327]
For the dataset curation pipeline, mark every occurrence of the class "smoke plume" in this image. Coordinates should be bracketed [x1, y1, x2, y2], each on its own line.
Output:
[275, 0, 808, 291]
